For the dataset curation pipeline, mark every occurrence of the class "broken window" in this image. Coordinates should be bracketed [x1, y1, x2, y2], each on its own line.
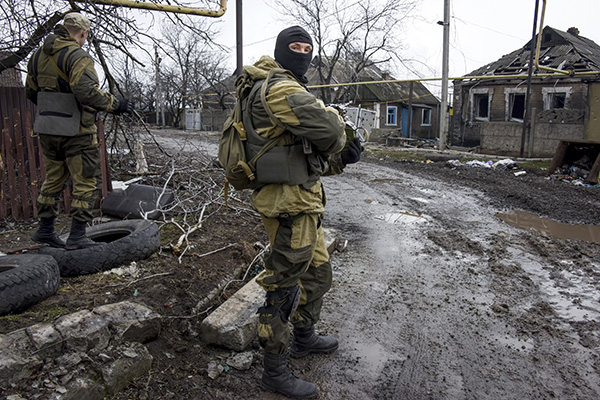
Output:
[422, 108, 431, 126]
[542, 87, 571, 110]
[509, 93, 526, 120]
[549, 93, 566, 109]
[386, 106, 397, 126]
[473, 93, 489, 119]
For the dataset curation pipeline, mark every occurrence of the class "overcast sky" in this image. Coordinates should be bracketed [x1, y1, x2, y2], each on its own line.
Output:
[215, 0, 600, 97]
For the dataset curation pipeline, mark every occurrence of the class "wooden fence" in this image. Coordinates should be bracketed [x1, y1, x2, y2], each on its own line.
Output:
[1, 87, 111, 220]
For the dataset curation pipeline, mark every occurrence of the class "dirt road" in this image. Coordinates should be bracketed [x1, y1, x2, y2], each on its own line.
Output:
[305, 159, 600, 399]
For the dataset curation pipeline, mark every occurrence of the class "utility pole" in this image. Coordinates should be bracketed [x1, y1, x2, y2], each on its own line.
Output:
[521, 0, 540, 157]
[155, 45, 160, 125]
[235, 0, 243, 75]
[438, 0, 450, 151]
[154, 46, 165, 126]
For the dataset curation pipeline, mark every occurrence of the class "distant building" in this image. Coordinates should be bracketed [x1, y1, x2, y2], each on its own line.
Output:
[452, 26, 600, 157]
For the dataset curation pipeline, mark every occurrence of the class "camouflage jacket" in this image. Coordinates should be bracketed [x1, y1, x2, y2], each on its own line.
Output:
[245, 56, 346, 217]
[25, 25, 119, 135]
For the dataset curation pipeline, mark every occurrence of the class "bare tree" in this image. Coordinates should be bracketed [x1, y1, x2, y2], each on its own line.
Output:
[0, 0, 221, 94]
[274, 0, 420, 104]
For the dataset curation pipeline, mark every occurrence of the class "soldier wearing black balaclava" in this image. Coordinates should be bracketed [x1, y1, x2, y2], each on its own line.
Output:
[227, 25, 362, 399]
[274, 25, 313, 83]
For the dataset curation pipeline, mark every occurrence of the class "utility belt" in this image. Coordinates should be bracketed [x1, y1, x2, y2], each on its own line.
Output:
[34, 91, 81, 136]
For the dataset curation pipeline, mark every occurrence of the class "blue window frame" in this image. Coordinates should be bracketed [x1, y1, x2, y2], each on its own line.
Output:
[386, 106, 397, 126]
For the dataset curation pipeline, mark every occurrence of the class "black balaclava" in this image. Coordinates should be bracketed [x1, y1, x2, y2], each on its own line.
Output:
[274, 26, 313, 83]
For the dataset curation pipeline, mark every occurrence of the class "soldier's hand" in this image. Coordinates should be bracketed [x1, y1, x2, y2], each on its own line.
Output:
[115, 98, 134, 115]
[341, 137, 363, 165]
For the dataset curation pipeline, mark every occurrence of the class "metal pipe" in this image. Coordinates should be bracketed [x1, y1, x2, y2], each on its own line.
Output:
[534, 0, 570, 75]
[521, 0, 540, 157]
[73, 0, 227, 17]
[307, 70, 600, 90]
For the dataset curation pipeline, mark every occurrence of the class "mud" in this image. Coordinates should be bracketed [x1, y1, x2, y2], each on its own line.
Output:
[1, 130, 599, 399]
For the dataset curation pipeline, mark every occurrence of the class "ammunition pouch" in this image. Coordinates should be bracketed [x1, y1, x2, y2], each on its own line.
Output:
[34, 92, 81, 136]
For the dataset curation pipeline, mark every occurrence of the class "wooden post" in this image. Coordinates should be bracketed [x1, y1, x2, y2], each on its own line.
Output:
[3, 117, 19, 219]
[24, 110, 40, 217]
[13, 110, 31, 218]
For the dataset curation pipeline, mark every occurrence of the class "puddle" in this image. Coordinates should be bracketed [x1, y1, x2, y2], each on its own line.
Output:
[365, 199, 384, 205]
[354, 342, 389, 374]
[376, 212, 424, 224]
[508, 247, 600, 321]
[370, 178, 403, 183]
[496, 210, 600, 245]
[494, 334, 534, 352]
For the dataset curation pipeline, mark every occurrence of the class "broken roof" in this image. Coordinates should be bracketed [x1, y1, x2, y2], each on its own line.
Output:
[463, 26, 600, 79]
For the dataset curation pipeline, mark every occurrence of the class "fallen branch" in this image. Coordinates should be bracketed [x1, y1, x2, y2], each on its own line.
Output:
[192, 243, 236, 259]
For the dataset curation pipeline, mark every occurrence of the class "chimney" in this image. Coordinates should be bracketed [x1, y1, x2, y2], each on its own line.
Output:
[567, 27, 580, 37]
[382, 72, 390, 81]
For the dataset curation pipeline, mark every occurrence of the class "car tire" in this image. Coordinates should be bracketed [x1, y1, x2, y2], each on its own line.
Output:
[39, 220, 160, 277]
[0, 254, 60, 316]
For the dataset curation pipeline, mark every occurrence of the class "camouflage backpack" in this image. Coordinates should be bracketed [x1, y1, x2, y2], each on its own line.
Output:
[218, 72, 283, 192]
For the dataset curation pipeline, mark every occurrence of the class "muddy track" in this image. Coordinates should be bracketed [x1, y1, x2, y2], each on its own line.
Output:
[311, 158, 600, 400]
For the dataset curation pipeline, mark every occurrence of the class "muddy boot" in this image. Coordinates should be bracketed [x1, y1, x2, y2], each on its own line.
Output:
[261, 351, 318, 399]
[65, 219, 100, 250]
[290, 325, 339, 358]
[31, 217, 65, 248]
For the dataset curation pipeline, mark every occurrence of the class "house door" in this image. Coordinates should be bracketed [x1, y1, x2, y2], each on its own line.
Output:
[401, 108, 414, 138]
[585, 83, 600, 141]
[402, 108, 409, 137]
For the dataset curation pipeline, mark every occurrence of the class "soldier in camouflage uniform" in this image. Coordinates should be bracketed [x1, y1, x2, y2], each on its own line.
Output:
[25, 12, 133, 250]
[237, 26, 363, 399]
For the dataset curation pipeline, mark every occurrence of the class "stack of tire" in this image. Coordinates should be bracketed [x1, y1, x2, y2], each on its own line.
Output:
[0, 220, 160, 316]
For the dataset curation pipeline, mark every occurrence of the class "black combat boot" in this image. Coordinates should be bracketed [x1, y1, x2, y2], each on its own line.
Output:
[31, 217, 65, 248]
[261, 351, 318, 399]
[290, 325, 339, 358]
[65, 219, 100, 250]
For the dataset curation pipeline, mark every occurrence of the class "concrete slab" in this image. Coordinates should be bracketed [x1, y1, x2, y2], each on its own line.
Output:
[200, 227, 339, 351]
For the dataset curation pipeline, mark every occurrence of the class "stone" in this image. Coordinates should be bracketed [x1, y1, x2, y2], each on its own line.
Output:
[227, 351, 254, 370]
[200, 276, 264, 351]
[101, 342, 153, 395]
[54, 310, 111, 352]
[0, 330, 43, 387]
[26, 322, 63, 359]
[92, 301, 161, 343]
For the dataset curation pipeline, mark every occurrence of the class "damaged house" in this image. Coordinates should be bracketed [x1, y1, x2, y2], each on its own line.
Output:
[452, 26, 600, 157]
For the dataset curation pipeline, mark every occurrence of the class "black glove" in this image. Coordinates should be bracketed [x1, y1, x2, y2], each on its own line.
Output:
[341, 137, 364, 165]
[115, 98, 134, 115]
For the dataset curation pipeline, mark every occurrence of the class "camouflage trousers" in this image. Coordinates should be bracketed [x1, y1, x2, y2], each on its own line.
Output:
[256, 212, 332, 355]
[37, 133, 101, 223]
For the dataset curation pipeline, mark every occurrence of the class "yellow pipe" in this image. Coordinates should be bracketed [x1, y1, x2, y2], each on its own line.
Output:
[307, 70, 600, 90]
[73, 0, 227, 17]
[534, 0, 570, 75]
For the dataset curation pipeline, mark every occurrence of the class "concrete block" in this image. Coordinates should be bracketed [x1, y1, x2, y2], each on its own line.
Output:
[200, 228, 340, 351]
[200, 276, 263, 351]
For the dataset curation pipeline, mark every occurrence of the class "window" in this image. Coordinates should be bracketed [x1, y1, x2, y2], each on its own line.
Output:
[504, 88, 527, 121]
[421, 108, 431, 126]
[509, 93, 526, 120]
[386, 106, 397, 126]
[473, 93, 489, 119]
[470, 89, 491, 121]
[542, 87, 571, 110]
[550, 93, 566, 108]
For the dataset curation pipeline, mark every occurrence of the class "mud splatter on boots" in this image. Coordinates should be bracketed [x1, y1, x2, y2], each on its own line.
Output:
[261, 350, 318, 399]
[65, 219, 101, 250]
[32, 217, 65, 248]
[290, 325, 339, 358]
